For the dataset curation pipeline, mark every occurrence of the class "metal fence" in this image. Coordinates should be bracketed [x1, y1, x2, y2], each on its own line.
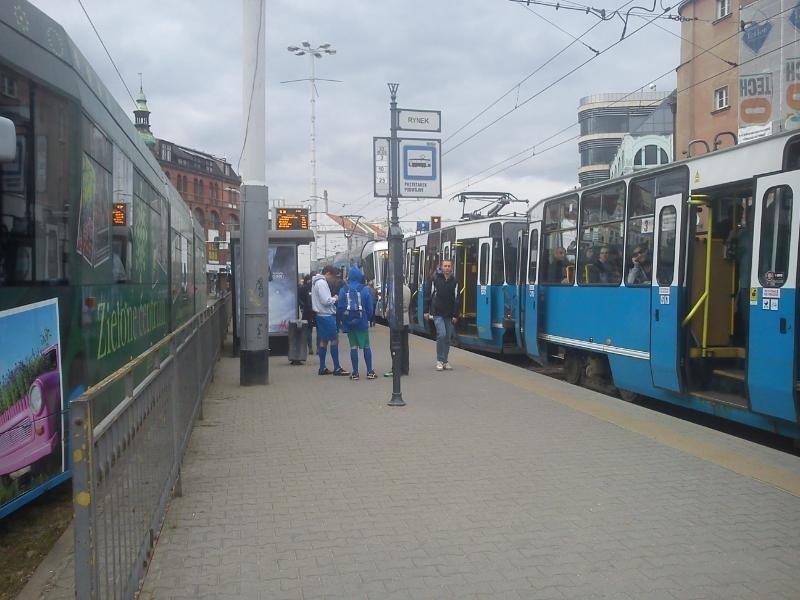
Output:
[71, 294, 230, 599]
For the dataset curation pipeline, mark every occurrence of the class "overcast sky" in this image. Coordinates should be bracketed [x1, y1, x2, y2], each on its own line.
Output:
[30, 0, 681, 229]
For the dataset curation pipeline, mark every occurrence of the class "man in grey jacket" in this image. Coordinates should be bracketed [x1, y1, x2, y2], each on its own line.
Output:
[311, 265, 349, 376]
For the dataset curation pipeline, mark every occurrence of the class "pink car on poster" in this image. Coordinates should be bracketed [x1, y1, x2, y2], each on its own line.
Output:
[0, 345, 61, 477]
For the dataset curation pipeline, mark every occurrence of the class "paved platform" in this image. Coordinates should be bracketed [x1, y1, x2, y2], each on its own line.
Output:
[21, 326, 800, 599]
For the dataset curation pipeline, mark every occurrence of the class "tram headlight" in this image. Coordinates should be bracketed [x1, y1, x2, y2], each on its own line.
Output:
[28, 382, 44, 414]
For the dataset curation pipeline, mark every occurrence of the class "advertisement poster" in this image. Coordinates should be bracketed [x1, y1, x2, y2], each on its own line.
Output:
[0, 299, 65, 509]
[268, 245, 298, 334]
[738, 0, 800, 140]
[77, 155, 111, 268]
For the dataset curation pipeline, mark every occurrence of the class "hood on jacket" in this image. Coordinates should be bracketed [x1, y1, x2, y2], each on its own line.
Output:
[312, 273, 326, 284]
[347, 267, 364, 285]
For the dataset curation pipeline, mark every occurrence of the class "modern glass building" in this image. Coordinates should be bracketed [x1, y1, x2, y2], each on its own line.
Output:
[578, 91, 671, 186]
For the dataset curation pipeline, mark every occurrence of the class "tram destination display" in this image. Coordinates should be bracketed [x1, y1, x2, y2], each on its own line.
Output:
[276, 207, 309, 231]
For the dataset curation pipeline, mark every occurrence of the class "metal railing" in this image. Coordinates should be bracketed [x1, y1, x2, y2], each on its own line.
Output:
[71, 294, 230, 599]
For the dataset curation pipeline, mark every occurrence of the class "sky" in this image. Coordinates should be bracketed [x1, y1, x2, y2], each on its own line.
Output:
[0, 300, 59, 382]
[29, 0, 682, 231]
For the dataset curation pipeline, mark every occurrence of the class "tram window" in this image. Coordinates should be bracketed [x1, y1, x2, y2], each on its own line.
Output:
[626, 176, 656, 285]
[1, 72, 71, 285]
[578, 183, 624, 285]
[527, 230, 539, 283]
[542, 196, 578, 284]
[504, 222, 524, 284]
[757, 186, 792, 288]
[479, 241, 490, 285]
[655, 206, 676, 286]
[491, 237, 504, 284]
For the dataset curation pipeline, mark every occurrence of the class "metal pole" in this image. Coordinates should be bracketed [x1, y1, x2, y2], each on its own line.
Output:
[240, 0, 269, 385]
[310, 52, 318, 262]
[387, 83, 405, 407]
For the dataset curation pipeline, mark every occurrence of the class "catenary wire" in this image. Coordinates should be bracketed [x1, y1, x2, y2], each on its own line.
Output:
[76, 0, 136, 107]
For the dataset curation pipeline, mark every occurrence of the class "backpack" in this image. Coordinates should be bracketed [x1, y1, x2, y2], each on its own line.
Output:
[342, 286, 364, 328]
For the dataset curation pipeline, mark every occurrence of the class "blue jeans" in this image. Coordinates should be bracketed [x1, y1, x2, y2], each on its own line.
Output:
[433, 316, 455, 363]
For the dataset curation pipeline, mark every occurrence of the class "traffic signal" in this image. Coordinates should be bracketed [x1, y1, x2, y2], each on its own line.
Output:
[430, 216, 441, 230]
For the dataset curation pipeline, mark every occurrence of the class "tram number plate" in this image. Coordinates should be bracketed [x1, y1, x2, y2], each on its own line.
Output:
[659, 294, 670, 305]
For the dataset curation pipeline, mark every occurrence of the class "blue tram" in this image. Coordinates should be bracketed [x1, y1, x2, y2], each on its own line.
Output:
[360, 239, 388, 319]
[0, 1, 208, 515]
[521, 131, 800, 438]
[405, 193, 528, 354]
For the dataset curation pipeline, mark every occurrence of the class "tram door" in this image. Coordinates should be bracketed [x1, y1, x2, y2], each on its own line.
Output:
[477, 237, 493, 340]
[650, 193, 685, 393]
[523, 224, 542, 361]
[748, 173, 800, 422]
[416, 246, 427, 324]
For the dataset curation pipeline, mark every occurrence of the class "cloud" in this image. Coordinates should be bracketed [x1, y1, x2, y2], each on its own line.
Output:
[31, 0, 680, 225]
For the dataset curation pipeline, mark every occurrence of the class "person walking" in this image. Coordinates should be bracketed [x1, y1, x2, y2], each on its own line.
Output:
[311, 265, 348, 376]
[337, 267, 376, 381]
[423, 258, 460, 371]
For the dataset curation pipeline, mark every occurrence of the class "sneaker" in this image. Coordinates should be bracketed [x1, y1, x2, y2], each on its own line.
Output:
[443, 362, 453, 371]
[436, 361, 444, 371]
[366, 371, 377, 380]
[318, 367, 331, 375]
[383, 371, 393, 377]
[333, 367, 350, 376]
[349, 372, 359, 381]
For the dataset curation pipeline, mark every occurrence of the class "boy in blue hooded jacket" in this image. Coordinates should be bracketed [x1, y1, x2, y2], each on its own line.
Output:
[337, 267, 376, 380]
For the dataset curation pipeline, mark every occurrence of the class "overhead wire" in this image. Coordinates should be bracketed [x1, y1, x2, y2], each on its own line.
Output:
[76, 0, 136, 107]
[237, 0, 264, 172]
[400, 14, 800, 221]
[442, 1, 614, 145]
[442, 2, 672, 158]
[352, 0, 636, 220]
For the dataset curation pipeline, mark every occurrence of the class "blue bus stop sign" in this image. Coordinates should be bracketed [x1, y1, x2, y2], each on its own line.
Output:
[417, 220, 430, 232]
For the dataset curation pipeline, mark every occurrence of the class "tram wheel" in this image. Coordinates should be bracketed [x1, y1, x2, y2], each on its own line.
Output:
[563, 352, 584, 385]
[618, 389, 641, 403]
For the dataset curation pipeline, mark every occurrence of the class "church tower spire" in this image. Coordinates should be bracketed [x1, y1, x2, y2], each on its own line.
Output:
[133, 74, 156, 147]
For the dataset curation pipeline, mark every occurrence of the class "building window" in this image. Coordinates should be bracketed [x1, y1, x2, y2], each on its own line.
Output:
[209, 210, 220, 230]
[160, 143, 172, 162]
[716, 0, 730, 19]
[634, 145, 669, 168]
[713, 86, 729, 111]
[194, 207, 205, 227]
[1, 75, 18, 98]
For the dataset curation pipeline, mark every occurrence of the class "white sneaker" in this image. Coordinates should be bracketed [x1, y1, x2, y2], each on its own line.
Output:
[443, 362, 452, 370]
[436, 361, 444, 371]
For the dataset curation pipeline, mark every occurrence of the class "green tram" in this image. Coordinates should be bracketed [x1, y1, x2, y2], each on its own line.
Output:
[0, 2, 207, 515]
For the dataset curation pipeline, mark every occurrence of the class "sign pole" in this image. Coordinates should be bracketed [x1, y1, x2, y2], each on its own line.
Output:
[387, 83, 405, 407]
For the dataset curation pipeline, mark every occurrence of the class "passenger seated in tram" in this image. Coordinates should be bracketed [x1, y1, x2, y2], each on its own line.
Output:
[626, 246, 652, 285]
[585, 245, 620, 284]
[546, 246, 571, 284]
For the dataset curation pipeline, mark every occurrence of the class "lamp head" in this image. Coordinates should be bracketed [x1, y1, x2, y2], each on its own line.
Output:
[301, 41, 311, 48]
[287, 46, 299, 52]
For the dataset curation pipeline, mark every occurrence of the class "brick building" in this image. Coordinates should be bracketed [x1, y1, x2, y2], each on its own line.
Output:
[133, 86, 240, 293]
[676, 0, 800, 157]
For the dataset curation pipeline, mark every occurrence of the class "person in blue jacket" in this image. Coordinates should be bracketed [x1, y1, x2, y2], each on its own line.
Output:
[337, 267, 376, 381]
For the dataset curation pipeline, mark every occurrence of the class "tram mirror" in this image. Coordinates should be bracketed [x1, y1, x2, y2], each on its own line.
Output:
[0, 117, 16, 162]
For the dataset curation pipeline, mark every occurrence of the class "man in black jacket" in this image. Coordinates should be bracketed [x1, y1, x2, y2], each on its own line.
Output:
[423, 259, 460, 371]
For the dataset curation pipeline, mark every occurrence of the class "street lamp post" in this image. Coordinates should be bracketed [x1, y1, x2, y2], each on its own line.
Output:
[285, 42, 338, 263]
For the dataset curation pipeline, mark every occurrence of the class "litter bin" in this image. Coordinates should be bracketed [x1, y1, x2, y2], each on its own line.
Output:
[287, 320, 308, 364]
